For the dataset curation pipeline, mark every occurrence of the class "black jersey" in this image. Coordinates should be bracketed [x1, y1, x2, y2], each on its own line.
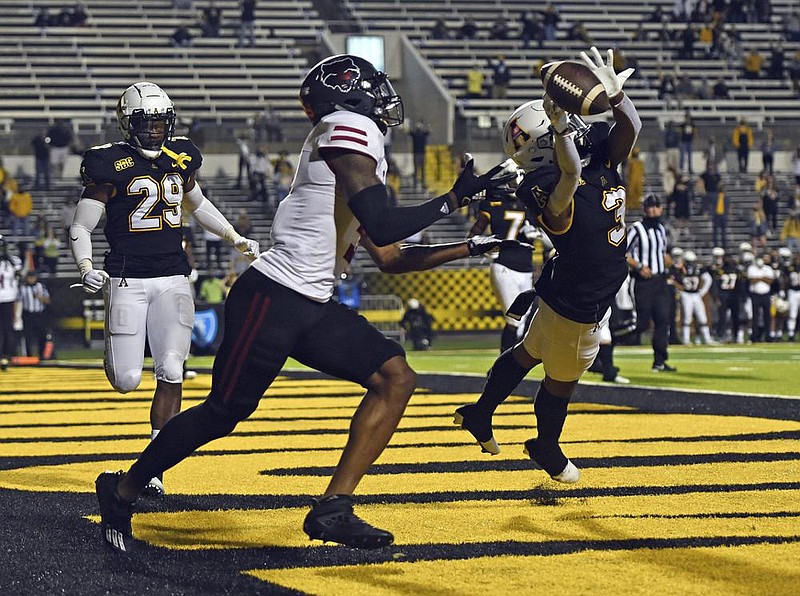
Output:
[677, 262, 703, 293]
[710, 261, 744, 298]
[785, 264, 800, 291]
[516, 152, 628, 324]
[80, 137, 202, 278]
[477, 190, 534, 272]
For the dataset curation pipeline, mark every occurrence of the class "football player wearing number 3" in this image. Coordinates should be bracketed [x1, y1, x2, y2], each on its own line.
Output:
[455, 47, 641, 484]
[69, 82, 260, 498]
[91, 56, 517, 553]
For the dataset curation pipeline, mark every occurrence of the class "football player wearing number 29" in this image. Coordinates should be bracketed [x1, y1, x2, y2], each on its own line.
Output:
[455, 47, 641, 484]
[92, 56, 518, 553]
[70, 82, 260, 499]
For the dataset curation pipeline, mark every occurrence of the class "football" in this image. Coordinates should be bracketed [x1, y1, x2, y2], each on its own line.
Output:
[540, 60, 610, 116]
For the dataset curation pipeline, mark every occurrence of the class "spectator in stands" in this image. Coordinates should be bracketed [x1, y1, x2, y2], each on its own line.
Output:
[59, 3, 87, 26]
[254, 104, 283, 143]
[625, 146, 645, 210]
[237, 0, 256, 47]
[430, 19, 450, 40]
[489, 17, 510, 40]
[202, 225, 224, 273]
[46, 119, 73, 179]
[400, 298, 434, 351]
[789, 50, 800, 96]
[233, 135, 251, 190]
[750, 198, 769, 254]
[728, 0, 749, 23]
[760, 176, 780, 233]
[458, 15, 479, 40]
[755, 170, 769, 193]
[780, 210, 800, 253]
[670, 171, 693, 237]
[732, 118, 754, 173]
[743, 47, 764, 79]
[657, 72, 678, 106]
[679, 24, 696, 59]
[19, 270, 50, 359]
[675, 74, 697, 100]
[34, 6, 52, 29]
[7, 180, 33, 237]
[754, 0, 771, 23]
[785, 10, 800, 42]
[542, 3, 560, 41]
[170, 24, 194, 47]
[199, 1, 222, 37]
[490, 55, 511, 100]
[679, 110, 697, 174]
[649, 4, 665, 23]
[712, 76, 730, 99]
[409, 121, 430, 190]
[519, 11, 544, 48]
[31, 130, 50, 191]
[703, 136, 721, 169]
[249, 147, 271, 207]
[271, 149, 294, 203]
[0, 235, 21, 371]
[699, 160, 721, 215]
[767, 40, 785, 80]
[761, 129, 775, 175]
[39, 225, 61, 276]
[566, 20, 593, 44]
[662, 121, 680, 173]
[464, 61, 485, 99]
[711, 182, 732, 250]
[199, 273, 227, 304]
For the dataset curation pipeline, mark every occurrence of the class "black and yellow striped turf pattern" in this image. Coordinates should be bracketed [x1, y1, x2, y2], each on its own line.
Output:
[0, 366, 798, 595]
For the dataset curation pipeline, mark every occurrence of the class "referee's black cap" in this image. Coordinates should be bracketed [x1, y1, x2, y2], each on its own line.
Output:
[643, 193, 661, 208]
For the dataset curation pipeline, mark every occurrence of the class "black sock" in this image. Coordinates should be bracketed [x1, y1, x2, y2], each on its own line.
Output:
[534, 383, 570, 446]
[599, 343, 615, 379]
[127, 400, 238, 491]
[475, 348, 530, 416]
[500, 325, 518, 352]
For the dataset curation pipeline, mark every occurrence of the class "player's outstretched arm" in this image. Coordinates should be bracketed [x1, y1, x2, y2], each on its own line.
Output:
[363, 234, 520, 274]
[579, 46, 641, 166]
[543, 95, 580, 222]
[70, 185, 111, 293]
[327, 150, 516, 247]
[183, 175, 259, 259]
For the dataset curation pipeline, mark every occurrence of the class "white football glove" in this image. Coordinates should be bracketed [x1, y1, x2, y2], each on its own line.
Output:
[542, 94, 569, 134]
[578, 46, 635, 98]
[81, 269, 110, 294]
[234, 236, 260, 260]
[520, 222, 542, 242]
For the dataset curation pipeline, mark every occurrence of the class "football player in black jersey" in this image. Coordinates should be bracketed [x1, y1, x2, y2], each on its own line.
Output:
[455, 46, 640, 483]
[785, 251, 800, 341]
[69, 82, 259, 497]
[710, 248, 744, 342]
[468, 174, 541, 351]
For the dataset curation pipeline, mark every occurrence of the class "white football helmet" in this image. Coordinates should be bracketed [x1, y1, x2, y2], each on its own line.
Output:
[502, 99, 593, 172]
[778, 246, 793, 265]
[684, 250, 697, 263]
[116, 81, 176, 159]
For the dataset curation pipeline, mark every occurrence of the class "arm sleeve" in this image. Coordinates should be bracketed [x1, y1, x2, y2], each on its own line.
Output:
[183, 182, 240, 243]
[349, 183, 452, 247]
[69, 198, 105, 275]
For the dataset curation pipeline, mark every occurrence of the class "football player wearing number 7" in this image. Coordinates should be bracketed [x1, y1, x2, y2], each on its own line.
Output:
[69, 82, 260, 497]
[454, 46, 641, 483]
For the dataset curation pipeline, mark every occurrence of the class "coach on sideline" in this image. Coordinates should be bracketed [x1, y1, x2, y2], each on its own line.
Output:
[626, 193, 676, 372]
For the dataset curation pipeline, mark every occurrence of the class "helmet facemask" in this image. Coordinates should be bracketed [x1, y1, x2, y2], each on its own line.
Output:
[116, 82, 176, 159]
[127, 111, 175, 154]
[362, 71, 403, 130]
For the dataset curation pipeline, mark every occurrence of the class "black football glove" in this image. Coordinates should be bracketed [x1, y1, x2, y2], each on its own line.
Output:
[450, 155, 519, 207]
[467, 236, 533, 257]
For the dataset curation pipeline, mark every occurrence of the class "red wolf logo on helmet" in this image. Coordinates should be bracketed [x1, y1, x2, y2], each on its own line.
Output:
[320, 56, 361, 93]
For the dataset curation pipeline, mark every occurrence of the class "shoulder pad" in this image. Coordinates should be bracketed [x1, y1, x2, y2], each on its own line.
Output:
[80, 144, 127, 186]
[516, 166, 558, 215]
[163, 137, 203, 172]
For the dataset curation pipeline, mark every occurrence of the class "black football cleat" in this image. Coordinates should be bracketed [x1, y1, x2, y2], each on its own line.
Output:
[303, 495, 394, 549]
[523, 438, 580, 484]
[95, 471, 135, 552]
[453, 404, 501, 455]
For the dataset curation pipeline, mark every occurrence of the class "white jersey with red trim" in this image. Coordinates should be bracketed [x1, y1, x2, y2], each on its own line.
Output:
[252, 111, 387, 301]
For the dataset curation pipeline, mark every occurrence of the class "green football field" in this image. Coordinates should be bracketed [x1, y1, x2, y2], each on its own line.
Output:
[59, 335, 800, 397]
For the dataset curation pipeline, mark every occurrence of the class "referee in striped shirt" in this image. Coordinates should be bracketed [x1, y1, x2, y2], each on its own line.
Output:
[626, 194, 676, 372]
[18, 270, 50, 358]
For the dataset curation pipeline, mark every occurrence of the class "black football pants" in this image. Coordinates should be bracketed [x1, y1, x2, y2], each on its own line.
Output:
[633, 275, 671, 366]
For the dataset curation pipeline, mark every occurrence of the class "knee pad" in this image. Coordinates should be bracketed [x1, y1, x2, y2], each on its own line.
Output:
[105, 365, 142, 394]
[154, 351, 185, 384]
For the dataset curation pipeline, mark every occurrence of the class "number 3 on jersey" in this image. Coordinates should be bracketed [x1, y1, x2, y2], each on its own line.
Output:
[602, 187, 626, 246]
[128, 174, 183, 231]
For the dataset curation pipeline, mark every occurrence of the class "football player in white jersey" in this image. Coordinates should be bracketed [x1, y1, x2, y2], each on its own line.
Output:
[71, 82, 259, 498]
[94, 56, 516, 552]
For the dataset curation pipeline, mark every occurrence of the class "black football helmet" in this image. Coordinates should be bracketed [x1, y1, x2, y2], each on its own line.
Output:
[299, 54, 404, 133]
